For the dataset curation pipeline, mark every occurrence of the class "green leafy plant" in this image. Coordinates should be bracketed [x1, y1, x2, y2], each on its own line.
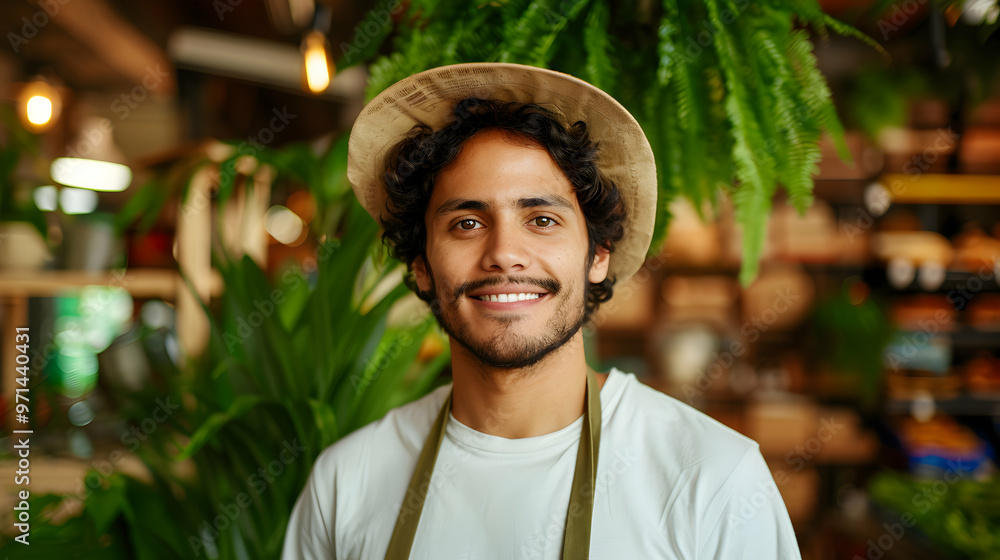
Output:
[809, 283, 893, 409]
[0, 106, 47, 238]
[869, 470, 1000, 558]
[840, 1, 1000, 138]
[352, 0, 874, 284]
[2, 140, 449, 559]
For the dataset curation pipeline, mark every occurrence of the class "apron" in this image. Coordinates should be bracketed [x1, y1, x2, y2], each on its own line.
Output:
[384, 368, 602, 559]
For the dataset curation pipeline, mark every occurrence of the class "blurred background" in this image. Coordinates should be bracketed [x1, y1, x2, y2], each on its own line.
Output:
[0, 0, 999, 558]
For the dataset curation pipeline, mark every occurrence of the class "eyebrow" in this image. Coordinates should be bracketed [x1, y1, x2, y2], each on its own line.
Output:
[433, 195, 575, 220]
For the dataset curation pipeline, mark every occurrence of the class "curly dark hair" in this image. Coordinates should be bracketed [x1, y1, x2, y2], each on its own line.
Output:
[379, 97, 626, 323]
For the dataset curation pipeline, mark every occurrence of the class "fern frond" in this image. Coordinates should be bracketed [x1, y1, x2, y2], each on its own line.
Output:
[497, 0, 561, 63]
[655, 2, 680, 88]
[355, 0, 866, 284]
[583, 0, 615, 91]
[662, 0, 713, 213]
[644, 83, 682, 257]
[788, 29, 852, 164]
[757, 31, 820, 213]
[528, 0, 592, 66]
[704, 0, 775, 285]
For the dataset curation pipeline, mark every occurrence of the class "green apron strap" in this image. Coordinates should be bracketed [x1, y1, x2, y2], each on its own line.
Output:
[561, 367, 601, 558]
[384, 390, 452, 560]
[385, 369, 601, 559]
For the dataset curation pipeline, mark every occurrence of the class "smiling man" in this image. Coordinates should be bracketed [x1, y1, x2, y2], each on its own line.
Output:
[283, 63, 801, 559]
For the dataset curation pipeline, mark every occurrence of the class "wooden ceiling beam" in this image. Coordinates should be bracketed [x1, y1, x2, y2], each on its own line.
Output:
[42, 0, 176, 94]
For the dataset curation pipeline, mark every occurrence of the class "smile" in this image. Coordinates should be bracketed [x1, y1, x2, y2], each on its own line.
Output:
[473, 293, 542, 302]
[469, 292, 549, 309]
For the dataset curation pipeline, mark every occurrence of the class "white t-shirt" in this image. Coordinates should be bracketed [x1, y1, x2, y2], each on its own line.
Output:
[283, 368, 801, 559]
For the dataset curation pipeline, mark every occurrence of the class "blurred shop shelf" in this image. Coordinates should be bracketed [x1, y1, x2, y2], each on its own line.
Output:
[820, 509, 960, 560]
[862, 268, 1000, 295]
[0, 268, 223, 299]
[880, 174, 1000, 204]
[885, 394, 1000, 416]
[947, 327, 1000, 349]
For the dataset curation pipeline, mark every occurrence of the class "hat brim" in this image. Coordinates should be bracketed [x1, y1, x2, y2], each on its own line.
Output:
[347, 62, 656, 285]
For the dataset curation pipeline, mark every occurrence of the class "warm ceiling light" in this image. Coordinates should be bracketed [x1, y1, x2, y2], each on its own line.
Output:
[302, 30, 332, 94]
[26, 96, 53, 125]
[51, 158, 133, 192]
[18, 78, 62, 133]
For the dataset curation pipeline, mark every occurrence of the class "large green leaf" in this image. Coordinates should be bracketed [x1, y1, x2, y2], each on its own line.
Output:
[178, 395, 268, 460]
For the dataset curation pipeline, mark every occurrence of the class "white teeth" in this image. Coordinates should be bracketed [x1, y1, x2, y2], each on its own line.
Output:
[474, 293, 542, 302]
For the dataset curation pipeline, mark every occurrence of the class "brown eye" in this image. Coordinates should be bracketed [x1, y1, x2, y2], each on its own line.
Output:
[533, 217, 556, 227]
[458, 219, 480, 230]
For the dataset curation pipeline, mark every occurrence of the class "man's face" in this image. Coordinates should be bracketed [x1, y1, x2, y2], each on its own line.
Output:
[412, 128, 610, 369]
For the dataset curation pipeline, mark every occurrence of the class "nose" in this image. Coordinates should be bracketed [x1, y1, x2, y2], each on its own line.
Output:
[481, 220, 531, 273]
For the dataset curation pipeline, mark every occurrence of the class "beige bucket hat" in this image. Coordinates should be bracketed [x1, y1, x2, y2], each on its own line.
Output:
[347, 62, 657, 284]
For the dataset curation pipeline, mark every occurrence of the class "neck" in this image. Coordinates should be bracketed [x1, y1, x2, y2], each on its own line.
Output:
[448, 332, 607, 438]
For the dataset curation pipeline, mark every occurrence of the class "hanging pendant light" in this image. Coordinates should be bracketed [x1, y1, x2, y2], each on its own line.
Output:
[18, 76, 62, 133]
[301, 5, 334, 94]
[50, 116, 133, 193]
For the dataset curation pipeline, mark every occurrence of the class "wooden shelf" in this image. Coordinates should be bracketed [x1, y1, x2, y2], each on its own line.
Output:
[0, 268, 223, 299]
[881, 173, 1000, 204]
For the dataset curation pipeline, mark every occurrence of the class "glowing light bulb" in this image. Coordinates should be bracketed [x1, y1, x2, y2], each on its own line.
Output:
[302, 30, 332, 94]
[26, 95, 53, 125]
[18, 78, 62, 133]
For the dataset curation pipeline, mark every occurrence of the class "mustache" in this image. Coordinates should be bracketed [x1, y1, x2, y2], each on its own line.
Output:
[455, 276, 560, 300]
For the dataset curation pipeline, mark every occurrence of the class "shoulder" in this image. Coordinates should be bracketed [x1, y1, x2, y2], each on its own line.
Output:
[311, 383, 452, 479]
[605, 369, 759, 477]
[284, 385, 452, 558]
[605, 370, 800, 557]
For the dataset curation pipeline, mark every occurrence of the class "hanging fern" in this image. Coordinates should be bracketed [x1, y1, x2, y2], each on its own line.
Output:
[583, 0, 615, 91]
[355, 0, 863, 285]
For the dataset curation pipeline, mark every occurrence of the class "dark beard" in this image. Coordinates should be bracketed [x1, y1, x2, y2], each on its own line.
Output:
[419, 269, 587, 370]
[446, 301, 586, 369]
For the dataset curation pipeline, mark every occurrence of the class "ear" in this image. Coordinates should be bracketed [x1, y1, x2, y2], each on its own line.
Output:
[412, 255, 432, 292]
[588, 244, 611, 284]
